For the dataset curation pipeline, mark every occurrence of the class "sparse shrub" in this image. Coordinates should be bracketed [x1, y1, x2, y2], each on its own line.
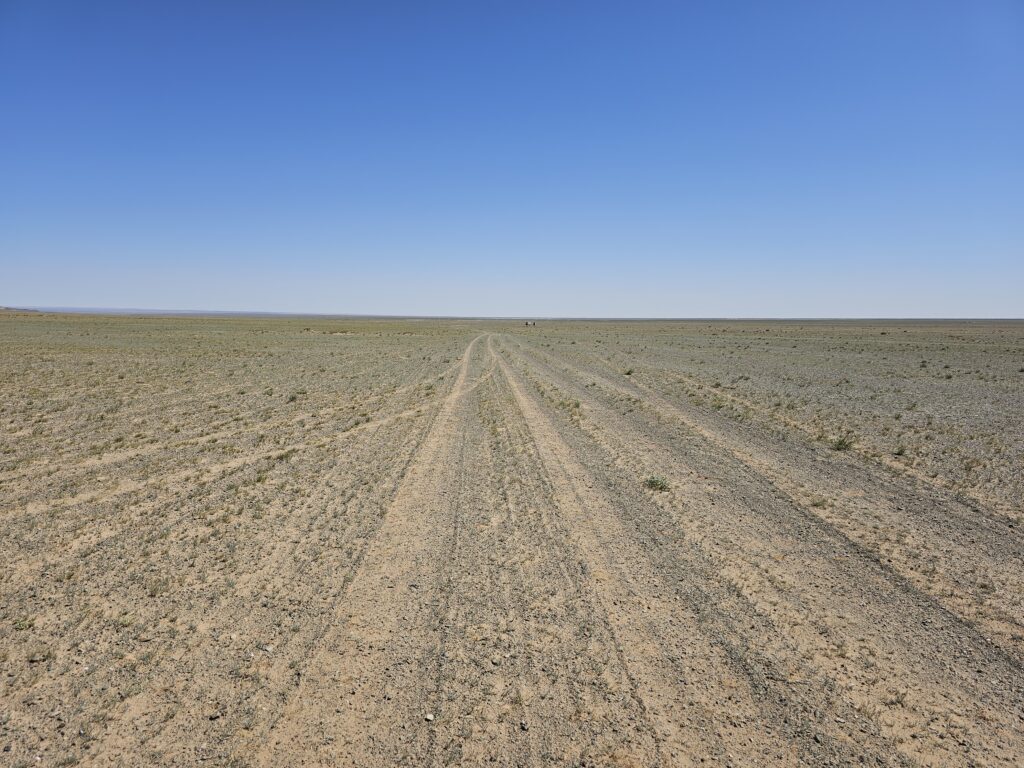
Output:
[831, 434, 855, 451]
[643, 475, 669, 491]
[146, 578, 170, 598]
[557, 398, 582, 415]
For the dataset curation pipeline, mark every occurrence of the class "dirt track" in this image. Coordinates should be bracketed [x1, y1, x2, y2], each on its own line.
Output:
[2, 316, 1022, 766]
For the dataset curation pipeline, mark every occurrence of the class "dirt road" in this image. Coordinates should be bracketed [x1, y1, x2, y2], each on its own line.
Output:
[2, 318, 1022, 766]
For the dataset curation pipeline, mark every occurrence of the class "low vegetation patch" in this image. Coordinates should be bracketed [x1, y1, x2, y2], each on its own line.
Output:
[831, 434, 855, 451]
[643, 475, 669, 491]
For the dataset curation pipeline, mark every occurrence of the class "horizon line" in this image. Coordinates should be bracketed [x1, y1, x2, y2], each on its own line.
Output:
[3, 306, 1023, 322]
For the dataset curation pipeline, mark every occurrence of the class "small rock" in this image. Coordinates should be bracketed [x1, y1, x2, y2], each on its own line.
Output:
[425, 713, 434, 722]
[520, 720, 528, 731]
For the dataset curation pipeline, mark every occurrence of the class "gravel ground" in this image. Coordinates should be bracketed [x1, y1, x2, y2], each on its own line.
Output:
[1, 314, 1022, 766]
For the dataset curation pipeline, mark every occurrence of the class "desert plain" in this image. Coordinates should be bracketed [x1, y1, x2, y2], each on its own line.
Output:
[1, 312, 1023, 767]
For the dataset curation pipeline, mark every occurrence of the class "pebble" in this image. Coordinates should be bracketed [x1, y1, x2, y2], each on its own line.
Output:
[425, 713, 434, 722]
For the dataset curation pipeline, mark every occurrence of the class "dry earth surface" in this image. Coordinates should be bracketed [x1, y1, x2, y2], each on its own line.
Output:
[2, 313, 1023, 767]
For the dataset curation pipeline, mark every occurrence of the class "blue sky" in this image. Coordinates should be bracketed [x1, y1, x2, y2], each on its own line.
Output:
[2, 2, 1022, 317]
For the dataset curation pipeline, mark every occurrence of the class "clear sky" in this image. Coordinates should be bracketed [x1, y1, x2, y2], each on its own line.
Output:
[2, 2, 1022, 317]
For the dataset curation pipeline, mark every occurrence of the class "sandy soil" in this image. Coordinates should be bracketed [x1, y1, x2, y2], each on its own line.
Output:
[1, 315, 1022, 766]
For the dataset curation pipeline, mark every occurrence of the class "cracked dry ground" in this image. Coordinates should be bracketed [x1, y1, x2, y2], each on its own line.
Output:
[2, 317, 1023, 767]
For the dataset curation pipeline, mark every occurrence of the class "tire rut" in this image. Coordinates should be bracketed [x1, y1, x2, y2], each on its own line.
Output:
[499, 334, 1024, 767]
[493, 340, 845, 766]
[519, 337, 1024, 654]
[84, 361, 463, 764]
[253, 334, 489, 766]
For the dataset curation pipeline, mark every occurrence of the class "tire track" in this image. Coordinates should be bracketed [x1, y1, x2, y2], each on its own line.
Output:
[492, 339, 836, 767]
[253, 334, 488, 766]
[508, 335, 1024, 656]
[84, 370, 457, 764]
[499, 334, 1024, 767]
[429, 352, 664, 766]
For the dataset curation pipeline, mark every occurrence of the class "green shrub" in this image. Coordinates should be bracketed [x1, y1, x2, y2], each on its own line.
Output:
[831, 434, 855, 451]
[643, 475, 669, 491]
